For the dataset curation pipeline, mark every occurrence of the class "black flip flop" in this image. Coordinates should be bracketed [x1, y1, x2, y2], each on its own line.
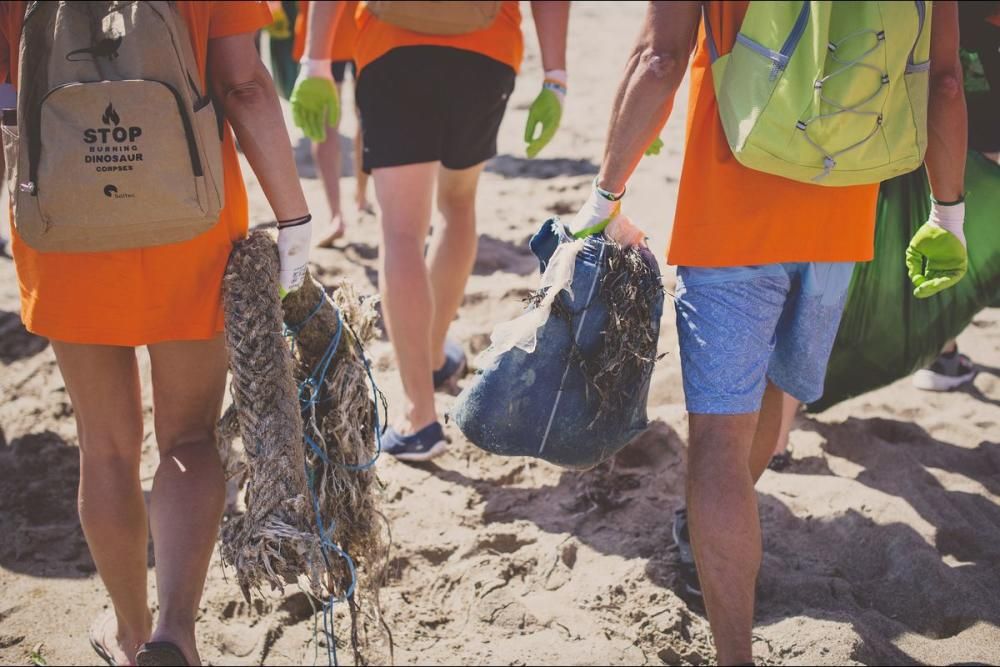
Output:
[88, 610, 120, 666]
[136, 641, 189, 667]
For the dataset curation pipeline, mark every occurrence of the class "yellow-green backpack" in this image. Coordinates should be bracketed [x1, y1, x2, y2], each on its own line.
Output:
[706, 1, 932, 186]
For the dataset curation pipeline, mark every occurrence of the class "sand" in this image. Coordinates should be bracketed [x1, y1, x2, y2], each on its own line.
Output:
[2, 2, 999, 665]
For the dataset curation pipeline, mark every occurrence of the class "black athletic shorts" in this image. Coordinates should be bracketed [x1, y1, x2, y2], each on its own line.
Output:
[355, 46, 516, 173]
[331, 60, 355, 84]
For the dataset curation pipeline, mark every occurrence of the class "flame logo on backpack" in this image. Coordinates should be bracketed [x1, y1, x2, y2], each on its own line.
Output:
[102, 103, 120, 127]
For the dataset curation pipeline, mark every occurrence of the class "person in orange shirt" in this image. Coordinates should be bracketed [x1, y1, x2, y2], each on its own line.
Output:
[569, 2, 968, 663]
[291, 0, 372, 245]
[293, 1, 570, 461]
[1, 2, 312, 664]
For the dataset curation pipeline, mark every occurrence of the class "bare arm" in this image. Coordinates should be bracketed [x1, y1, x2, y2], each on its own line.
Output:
[304, 0, 343, 62]
[208, 33, 308, 221]
[597, 1, 701, 194]
[924, 0, 967, 202]
[530, 0, 569, 72]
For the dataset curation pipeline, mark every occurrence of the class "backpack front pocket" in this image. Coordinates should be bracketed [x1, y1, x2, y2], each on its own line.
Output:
[32, 79, 215, 251]
[1, 109, 17, 202]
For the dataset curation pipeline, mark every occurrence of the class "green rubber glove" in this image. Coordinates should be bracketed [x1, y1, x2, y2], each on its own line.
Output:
[905, 201, 968, 299]
[645, 137, 664, 156]
[525, 70, 566, 159]
[290, 59, 340, 143]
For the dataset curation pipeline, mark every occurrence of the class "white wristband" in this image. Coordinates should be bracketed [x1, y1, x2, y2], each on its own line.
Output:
[300, 58, 334, 80]
[929, 201, 966, 248]
[543, 69, 567, 104]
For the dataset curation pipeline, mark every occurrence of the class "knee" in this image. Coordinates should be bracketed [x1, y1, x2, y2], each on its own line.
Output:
[155, 421, 218, 460]
[436, 188, 476, 223]
[77, 420, 143, 471]
[687, 415, 756, 479]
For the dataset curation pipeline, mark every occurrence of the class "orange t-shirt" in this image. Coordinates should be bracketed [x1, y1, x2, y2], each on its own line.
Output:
[668, 1, 880, 267]
[1, 1, 272, 346]
[292, 1, 359, 63]
[352, 0, 523, 73]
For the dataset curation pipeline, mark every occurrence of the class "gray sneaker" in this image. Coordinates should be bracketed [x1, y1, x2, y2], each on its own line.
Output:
[672, 507, 702, 598]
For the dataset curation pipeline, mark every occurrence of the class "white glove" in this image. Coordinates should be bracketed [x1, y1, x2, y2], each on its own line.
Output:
[277, 215, 312, 297]
[567, 183, 647, 247]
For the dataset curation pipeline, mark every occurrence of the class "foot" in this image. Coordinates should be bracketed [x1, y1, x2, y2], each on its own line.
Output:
[89, 609, 149, 666]
[672, 507, 702, 598]
[143, 626, 196, 666]
[315, 213, 346, 248]
[356, 192, 375, 215]
[383, 421, 447, 462]
[433, 339, 468, 393]
[912, 350, 977, 391]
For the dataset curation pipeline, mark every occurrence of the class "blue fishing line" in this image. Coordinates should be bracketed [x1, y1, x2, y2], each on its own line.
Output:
[287, 297, 384, 666]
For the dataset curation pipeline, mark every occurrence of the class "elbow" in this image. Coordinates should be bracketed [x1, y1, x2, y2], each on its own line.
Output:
[929, 67, 963, 102]
[633, 46, 687, 86]
[215, 64, 275, 115]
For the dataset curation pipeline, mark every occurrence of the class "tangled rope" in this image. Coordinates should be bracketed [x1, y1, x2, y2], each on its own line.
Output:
[218, 231, 391, 665]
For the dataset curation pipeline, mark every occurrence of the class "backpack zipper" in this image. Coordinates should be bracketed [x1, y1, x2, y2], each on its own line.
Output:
[28, 79, 203, 194]
[906, 0, 929, 72]
[773, 2, 811, 79]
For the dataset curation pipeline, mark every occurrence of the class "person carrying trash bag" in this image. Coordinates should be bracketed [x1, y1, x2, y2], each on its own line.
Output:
[1, 1, 313, 664]
[292, 0, 570, 462]
[452, 214, 664, 470]
[533, 2, 969, 665]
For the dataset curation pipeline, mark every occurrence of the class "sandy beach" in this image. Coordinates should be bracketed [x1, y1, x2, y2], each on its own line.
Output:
[2, 2, 999, 664]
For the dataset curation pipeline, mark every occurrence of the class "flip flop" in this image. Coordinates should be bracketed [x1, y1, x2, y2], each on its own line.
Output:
[136, 641, 189, 667]
[88, 610, 120, 666]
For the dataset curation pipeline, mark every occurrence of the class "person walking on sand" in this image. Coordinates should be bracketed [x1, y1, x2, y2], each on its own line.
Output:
[1, 1, 313, 664]
[568, 2, 968, 663]
[293, 0, 569, 461]
[291, 0, 373, 247]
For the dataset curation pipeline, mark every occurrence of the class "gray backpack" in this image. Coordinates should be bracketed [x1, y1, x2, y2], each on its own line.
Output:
[3, 1, 224, 253]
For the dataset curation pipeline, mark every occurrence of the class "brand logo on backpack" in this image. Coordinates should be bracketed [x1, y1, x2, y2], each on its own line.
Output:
[83, 103, 144, 174]
[103, 184, 134, 200]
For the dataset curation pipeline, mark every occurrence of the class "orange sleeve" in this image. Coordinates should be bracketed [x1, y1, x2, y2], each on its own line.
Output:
[292, 1, 307, 62]
[209, 0, 272, 39]
[329, 1, 357, 62]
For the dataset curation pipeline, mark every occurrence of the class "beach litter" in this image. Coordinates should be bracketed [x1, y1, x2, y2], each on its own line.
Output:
[452, 218, 664, 469]
[217, 230, 390, 664]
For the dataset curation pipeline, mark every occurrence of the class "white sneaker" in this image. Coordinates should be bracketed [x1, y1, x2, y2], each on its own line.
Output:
[912, 352, 977, 391]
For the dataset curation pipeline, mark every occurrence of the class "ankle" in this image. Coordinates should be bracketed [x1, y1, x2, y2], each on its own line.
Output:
[150, 618, 198, 664]
[405, 409, 438, 435]
[117, 609, 153, 649]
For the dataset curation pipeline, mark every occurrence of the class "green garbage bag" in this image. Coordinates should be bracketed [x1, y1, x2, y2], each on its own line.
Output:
[269, 0, 300, 101]
[810, 151, 1000, 412]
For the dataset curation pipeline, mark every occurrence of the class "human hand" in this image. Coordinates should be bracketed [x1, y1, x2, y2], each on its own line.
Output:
[265, 3, 292, 40]
[277, 215, 312, 298]
[525, 70, 566, 159]
[290, 59, 340, 142]
[906, 201, 968, 298]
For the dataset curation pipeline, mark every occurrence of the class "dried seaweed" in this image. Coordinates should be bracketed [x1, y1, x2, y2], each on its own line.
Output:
[527, 240, 664, 426]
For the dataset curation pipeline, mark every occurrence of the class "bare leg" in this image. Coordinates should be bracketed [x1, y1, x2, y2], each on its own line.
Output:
[687, 412, 760, 665]
[768, 388, 801, 460]
[940, 338, 958, 355]
[52, 342, 152, 665]
[428, 162, 484, 368]
[314, 82, 345, 246]
[354, 104, 373, 214]
[374, 162, 439, 432]
[146, 335, 229, 666]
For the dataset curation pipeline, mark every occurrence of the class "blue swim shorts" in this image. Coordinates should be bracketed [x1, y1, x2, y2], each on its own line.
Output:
[674, 262, 855, 414]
